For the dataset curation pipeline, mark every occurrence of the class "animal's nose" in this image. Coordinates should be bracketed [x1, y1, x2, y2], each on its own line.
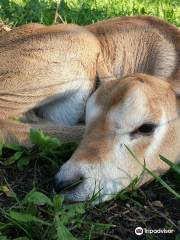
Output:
[53, 174, 84, 194]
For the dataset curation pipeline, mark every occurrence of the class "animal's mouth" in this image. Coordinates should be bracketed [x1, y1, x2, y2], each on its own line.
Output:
[53, 175, 84, 194]
[60, 177, 84, 193]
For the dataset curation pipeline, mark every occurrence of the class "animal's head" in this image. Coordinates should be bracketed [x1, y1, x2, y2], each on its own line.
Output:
[53, 73, 180, 203]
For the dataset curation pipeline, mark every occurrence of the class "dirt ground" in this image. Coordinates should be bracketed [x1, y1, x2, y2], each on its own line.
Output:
[1, 155, 179, 240]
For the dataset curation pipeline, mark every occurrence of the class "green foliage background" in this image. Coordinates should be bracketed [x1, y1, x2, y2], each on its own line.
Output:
[0, 0, 180, 27]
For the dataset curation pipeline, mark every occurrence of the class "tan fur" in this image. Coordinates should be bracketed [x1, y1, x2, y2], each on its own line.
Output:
[0, 16, 180, 202]
[0, 16, 179, 146]
[0, 23, 100, 144]
[87, 16, 180, 82]
[59, 73, 180, 202]
[76, 74, 179, 164]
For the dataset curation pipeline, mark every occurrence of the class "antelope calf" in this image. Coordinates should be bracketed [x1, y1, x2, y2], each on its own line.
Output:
[54, 73, 180, 202]
[0, 16, 179, 202]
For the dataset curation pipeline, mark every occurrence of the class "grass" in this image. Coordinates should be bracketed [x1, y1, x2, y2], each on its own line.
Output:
[0, 0, 180, 26]
[0, 0, 180, 239]
[0, 129, 179, 240]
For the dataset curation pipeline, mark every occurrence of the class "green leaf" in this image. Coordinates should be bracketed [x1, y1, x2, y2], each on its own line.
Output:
[61, 203, 85, 225]
[29, 128, 46, 146]
[9, 211, 50, 226]
[17, 157, 30, 171]
[3, 151, 24, 166]
[44, 137, 61, 150]
[160, 155, 180, 174]
[53, 195, 64, 212]
[64, 203, 85, 216]
[4, 144, 24, 152]
[55, 216, 77, 240]
[29, 128, 61, 149]
[23, 190, 53, 207]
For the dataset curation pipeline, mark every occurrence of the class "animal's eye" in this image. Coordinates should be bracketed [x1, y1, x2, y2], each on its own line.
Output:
[131, 123, 157, 136]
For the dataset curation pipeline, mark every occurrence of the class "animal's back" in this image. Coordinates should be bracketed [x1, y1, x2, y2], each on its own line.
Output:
[87, 16, 180, 82]
[0, 23, 100, 119]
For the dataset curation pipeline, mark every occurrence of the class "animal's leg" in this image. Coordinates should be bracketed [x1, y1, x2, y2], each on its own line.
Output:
[0, 119, 85, 147]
